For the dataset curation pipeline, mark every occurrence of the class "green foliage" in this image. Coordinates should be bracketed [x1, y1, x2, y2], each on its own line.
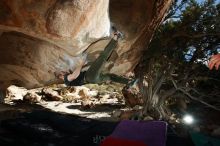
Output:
[138, 0, 220, 115]
[148, 0, 220, 70]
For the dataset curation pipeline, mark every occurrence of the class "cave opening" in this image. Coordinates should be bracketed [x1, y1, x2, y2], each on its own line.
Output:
[0, 0, 220, 146]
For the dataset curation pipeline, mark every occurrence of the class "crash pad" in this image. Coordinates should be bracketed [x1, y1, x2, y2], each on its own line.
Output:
[101, 137, 147, 146]
[101, 120, 167, 146]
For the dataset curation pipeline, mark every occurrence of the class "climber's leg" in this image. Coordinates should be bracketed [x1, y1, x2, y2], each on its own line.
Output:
[85, 38, 118, 83]
[100, 73, 139, 86]
[99, 73, 130, 84]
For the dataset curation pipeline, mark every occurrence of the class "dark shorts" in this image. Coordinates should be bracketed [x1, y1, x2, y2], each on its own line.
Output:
[64, 71, 86, 86]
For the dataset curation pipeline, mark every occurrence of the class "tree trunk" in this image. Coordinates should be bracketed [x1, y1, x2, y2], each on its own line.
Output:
[136, 58, 174, 119]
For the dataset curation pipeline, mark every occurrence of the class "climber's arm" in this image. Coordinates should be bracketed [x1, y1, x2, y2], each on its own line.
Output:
[67, 59, 86, 82]
[66, 65, 83, 81]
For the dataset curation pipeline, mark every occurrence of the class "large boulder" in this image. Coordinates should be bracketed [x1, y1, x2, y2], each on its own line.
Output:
[0, 0, 172, 89]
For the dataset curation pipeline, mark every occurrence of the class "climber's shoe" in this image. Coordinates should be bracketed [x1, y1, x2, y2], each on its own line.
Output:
[127, 78, 139, 88]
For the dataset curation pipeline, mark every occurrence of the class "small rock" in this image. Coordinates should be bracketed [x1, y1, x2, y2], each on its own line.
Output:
[133, 105, 143, 110]
[99, 94, 111, 103]
[23, 92, 41, 103]
[144, 116, 153, 121]
[42, 88, 63, 101]
[112, 110, 122, 118]
[79, 89, 90, 100]
[169, 114, 177, 124]
[5, 85, 28, 101]
[68, 87, 76, 93]
[106, 86, 114, 92]
[81, 100, 94, 109]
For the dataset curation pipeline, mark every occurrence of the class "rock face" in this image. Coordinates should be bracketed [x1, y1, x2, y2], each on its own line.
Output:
[0, 0, 172, 89]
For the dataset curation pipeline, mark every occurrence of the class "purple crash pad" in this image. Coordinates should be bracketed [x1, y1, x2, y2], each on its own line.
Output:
[110, 120, 167, 146]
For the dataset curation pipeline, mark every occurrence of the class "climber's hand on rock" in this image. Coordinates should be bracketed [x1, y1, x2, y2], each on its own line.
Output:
[54, 71, 69, 80]
[113, 30, 123, 40]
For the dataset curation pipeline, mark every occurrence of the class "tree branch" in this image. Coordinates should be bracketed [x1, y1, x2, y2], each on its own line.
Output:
[164, 32, 220, 47]
[171, 77, 220, 111]
[172, 33, 220, 39]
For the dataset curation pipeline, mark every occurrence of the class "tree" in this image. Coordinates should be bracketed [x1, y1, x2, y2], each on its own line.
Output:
[135, 0, 220, 119]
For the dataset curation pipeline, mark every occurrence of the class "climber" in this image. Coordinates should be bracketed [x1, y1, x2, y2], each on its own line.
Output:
[208, 53, 220, 70]
[55, 29, 134, 86]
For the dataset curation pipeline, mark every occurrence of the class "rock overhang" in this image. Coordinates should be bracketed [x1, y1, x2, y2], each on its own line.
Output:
[0, 0, 173, 89]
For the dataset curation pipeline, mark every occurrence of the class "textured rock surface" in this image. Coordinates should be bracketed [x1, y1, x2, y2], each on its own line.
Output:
[0, 0, 172, 89]
[4, 83, 126, 120]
